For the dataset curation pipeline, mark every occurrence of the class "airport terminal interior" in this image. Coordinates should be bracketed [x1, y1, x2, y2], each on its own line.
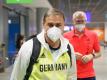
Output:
[0, 0, 107, 80]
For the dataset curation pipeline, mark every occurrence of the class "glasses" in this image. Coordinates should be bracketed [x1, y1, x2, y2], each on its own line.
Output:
[75, 20, 85, 23]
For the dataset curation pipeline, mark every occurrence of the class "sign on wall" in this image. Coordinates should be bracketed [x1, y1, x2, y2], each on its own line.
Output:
[6, 0, 32, 4]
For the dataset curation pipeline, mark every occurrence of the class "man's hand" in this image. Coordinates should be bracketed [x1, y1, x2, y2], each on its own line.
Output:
[75, 52, 83, 60]
[81, 54, 93, 64]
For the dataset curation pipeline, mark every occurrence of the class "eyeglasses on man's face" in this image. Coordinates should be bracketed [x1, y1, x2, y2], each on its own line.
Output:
[75, 19, 85, 23]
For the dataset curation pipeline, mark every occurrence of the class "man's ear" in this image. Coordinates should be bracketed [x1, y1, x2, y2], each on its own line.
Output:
[42, 21, 46, 27]
[72, 18, 75, 24]
[72, 20, 75, 25]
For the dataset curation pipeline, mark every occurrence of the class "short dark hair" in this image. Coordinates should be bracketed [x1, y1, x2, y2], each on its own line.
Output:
[43, 8, 65, 23]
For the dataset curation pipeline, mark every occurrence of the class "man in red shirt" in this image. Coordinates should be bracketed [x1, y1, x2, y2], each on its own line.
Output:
[64, 11, 101, 80]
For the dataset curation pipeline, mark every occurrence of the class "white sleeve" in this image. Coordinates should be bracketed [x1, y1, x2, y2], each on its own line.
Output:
[68, 44, 77, 80]
[10, 39, 33, 80]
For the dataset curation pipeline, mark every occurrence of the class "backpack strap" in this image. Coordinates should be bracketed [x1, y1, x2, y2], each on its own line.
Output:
[24, 37, 41, 80]
[67, 44, 72, 66]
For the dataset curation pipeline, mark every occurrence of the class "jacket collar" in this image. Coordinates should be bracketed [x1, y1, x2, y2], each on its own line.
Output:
[37, 30, 70, 61]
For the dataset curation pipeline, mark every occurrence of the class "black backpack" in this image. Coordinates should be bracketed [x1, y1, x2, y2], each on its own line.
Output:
[24, 37, 72, 80]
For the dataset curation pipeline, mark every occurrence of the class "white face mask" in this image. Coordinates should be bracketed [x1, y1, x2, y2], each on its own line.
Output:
[47, 26, 62, 42]
[75, 24, 85, 32]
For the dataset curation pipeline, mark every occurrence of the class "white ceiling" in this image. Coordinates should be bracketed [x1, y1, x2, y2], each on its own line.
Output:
[22, 0, 52, 8]
[48, 0, 107, 23]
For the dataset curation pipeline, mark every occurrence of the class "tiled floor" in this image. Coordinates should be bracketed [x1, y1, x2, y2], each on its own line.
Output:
[94, 47, 107, 80]
[0, 46, 107, 80]
[0, 66, 12, 80]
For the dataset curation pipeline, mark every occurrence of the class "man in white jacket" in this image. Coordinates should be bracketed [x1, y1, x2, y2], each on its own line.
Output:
[10, 8, 77, 80]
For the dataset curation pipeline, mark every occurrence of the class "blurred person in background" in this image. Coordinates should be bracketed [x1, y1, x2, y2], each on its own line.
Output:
[13, 34, 25, 60]
[64, 11, 101, 80]
[0, 43, 6, 72]
[16, 34, 25, 52]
